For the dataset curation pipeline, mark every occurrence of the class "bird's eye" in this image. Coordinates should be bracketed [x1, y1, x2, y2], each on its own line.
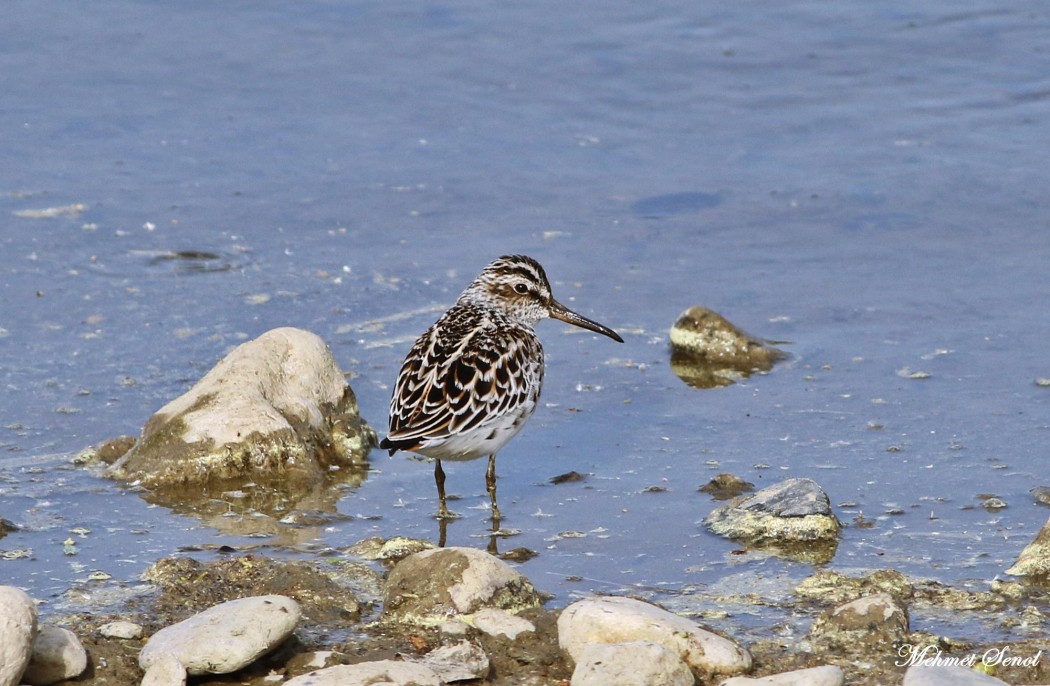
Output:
[513, 283, 529, 295]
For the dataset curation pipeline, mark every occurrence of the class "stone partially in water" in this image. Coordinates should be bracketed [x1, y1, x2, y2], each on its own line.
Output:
[107, 327, 375, 489]
[703, 478, 841, 550]
[809, 593, 909, 655]
[669, 306, 785, 388]
[383, 547, 542, 626]
[1031, 486, 1050, 507]
[139, 595, 300, 677]
[1006, 515, 1050, 578]
[699, 473, 755, 500]
[558, 595, 752, 678]
[0, 586, 37, 686]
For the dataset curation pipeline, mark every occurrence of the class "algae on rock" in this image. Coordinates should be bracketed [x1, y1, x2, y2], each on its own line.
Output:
[106, 327, 376, 490]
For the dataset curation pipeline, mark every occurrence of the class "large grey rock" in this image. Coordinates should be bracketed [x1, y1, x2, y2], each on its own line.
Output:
[284, 660, 443, 686]
[571, 641, 695, 686]
[139, 595, 300, 679]
[810, 593, 908, 654]
[1006, 515, 1050, 577]
[384, 546, 541, 625]
[22, 626, 88, 685]
[0, 586, 37, 686]
[108, 327, 374, 488]
[902, 665, 1011, 685]
[720, 665, 844, 686]
[558, 596, 751, 678]
[669, 306, 785, 388]
[704, 478, 840, 544]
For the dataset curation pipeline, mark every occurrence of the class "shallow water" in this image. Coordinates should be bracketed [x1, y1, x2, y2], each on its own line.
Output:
[2, 0, 1049, 644]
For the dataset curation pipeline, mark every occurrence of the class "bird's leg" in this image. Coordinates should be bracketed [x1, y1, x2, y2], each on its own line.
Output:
[486, 453, 501, 523]
[435, 459, 451, 519]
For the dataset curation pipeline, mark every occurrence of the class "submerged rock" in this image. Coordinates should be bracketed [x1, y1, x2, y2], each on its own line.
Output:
[383, 547, 542, 625]
[1006, 515, 1050, 577]
[22, 626, 88, 686]
[809, 593, 909, 655]
[699, 473, 755, 500]
[0, 586, 38, 686]
[669, 306, 785, 388]
[703, 478, 840, 551]
[107, 327, 375, 489]
[558, 595, 752, 678]
[139, 595, 300, 679]
[795, 569, 911, 605]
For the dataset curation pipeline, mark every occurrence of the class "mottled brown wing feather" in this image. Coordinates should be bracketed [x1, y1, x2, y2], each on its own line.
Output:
[384, 304, 541, 451]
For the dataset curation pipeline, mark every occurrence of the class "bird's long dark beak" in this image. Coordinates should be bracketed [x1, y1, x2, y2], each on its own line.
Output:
[549, 299, 624, 342]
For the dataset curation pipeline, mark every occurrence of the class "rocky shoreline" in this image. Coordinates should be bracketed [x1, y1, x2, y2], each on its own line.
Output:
[2, 540, 1049, 686]
[3, 324, 1049, 685]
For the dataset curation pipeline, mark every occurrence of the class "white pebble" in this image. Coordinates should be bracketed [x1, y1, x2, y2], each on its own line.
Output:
[472, 608, 535, 639]
[99, 621, 143, 640]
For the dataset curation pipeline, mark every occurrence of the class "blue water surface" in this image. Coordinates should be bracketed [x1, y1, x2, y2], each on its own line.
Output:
[1, 0, 1048, 643]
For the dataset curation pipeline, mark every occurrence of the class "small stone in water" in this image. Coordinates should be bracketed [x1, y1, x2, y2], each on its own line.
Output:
[1030, 487, 1050, 506]
[896, 367, 931, 379]
[549, 471, 584, 484]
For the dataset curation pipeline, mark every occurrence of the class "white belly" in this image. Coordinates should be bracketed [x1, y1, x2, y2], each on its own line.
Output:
[414, 400, 537, 462]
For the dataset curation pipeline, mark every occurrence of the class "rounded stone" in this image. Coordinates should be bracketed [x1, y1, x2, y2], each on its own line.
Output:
[571, 641, 694, 686]
[0, 586, 38, 686]
[383, 546, 541, 625]
[284, 660, 443, 686]
[472, 608, 536, 639]
[98, 621, 144, 640]
[558, 595, 751, 678]
[703, 477, 840, 544]
[810, 592, 909, 654]
[107, 327, 374, 488]
[669, 306, 785, 388]
[1006, 515, 1050, 577]
[139, 595, 300, 675]
[22, 626, 88, 686]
